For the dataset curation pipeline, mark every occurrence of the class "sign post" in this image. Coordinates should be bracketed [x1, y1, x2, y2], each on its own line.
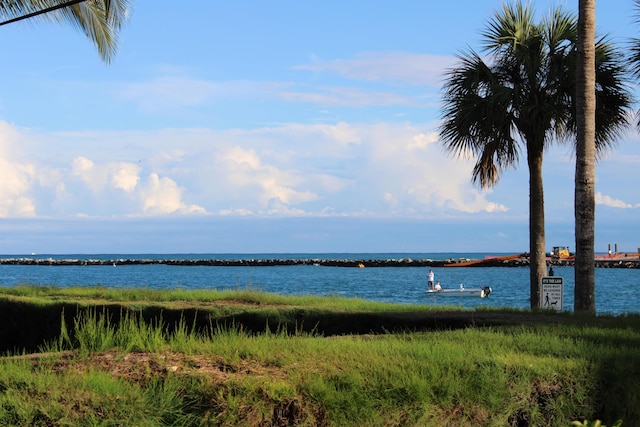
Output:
[540, 276, 564, 311]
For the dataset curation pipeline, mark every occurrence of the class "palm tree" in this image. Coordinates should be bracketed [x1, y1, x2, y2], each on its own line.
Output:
[574, 0, 596, 314]
[0, 0, 130, 63]
[439, 1, 631, 309]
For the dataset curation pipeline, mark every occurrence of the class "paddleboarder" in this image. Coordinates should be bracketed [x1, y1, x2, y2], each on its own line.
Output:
[427, 269, 435, 290]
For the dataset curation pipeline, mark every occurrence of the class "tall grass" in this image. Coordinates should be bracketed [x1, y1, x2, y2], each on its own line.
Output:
[46, 308, 198, 356]
[0, 284, 457, 312]
[0, 356, 204, 425]
[0, 288, 637, 425]
[27, 311, 640, 424]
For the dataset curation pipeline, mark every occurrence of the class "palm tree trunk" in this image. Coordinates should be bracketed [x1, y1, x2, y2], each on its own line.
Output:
[528, 146, 546, 310]
[575, 0, 597, 313]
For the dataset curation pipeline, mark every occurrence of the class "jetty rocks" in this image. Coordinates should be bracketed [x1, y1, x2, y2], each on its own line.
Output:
[0, 257, 442, 268]
[0, 256, 639, 268]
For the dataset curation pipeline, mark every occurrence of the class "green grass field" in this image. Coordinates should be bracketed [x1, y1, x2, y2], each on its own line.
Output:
[0, 286, 636, 426]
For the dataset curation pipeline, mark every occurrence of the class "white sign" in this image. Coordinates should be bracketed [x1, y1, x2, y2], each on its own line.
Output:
[540, 276, 564, 311]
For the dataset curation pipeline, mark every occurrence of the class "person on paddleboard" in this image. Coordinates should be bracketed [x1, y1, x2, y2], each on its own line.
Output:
[427, 269, 435, 290]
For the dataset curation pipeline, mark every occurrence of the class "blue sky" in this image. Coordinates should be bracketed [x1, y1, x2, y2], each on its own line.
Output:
[0, 0, 638, 254]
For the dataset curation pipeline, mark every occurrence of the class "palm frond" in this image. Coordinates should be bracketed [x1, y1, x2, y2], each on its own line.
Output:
[440, 50, 521, 188]
[482, 2, 537, 53]
[0, 0, 130, 63]
[630, 1, 640, 80]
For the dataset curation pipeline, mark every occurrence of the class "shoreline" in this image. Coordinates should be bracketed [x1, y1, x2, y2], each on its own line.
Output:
[1, 255, 639, 268]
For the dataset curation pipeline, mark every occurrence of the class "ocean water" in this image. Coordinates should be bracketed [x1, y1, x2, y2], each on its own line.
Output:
[0, 253, 638, 315]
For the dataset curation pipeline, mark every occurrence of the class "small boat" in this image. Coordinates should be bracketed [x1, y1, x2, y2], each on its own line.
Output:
[427, 284, 492, 298]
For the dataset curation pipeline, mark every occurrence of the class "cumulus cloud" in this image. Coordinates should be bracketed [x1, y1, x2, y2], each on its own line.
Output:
[0, 122, 37, 217]
[139, 173, 205, 215]
[71, 157, 107, 193]
[0, 158, 36, 216]
[67, 156, 205, 216]
[596, 192, 639, 209]
[351, 123, 508, 215]
[0, 122, 209, 218]
[71, 157, 142, 195]
[10, 197, 37, 217]
[111, 163, 141, 193]
[0, 120, 512, 220]
[217, 146, 319, 211]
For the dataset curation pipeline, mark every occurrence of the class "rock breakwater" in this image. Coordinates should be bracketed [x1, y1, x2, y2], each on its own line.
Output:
[0, 256, 638, 268]
[0, 257, 446, 267]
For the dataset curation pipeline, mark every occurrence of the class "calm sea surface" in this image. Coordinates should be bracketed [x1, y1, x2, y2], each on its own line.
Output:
[1, 253, 638, 315]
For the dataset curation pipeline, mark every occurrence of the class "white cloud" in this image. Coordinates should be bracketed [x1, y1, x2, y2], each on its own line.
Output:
[139, 173, 205, 215]
[218, 208, 254, 216]
[323, 122, 363, 145]
[115, 77, 277, 111]
[217, 146, 318, 210]
[596, 192, 638, 209]
[111, 163, 141, 193]
[71, 157, 108, 193]
[277, 87, 417, 107]
[0, 123, 37, 217]
[71, 157, 142, 195]
[11, 197, 37, 217]
[0, 122, 210, 218]
[279, 52, 454, 107]
[407, 132, 439, 150]
[107, 52, 451, 112]
[0, 120, 515, 220]
[355, 123, 507, 214]
[116, 77, 223, 109]
[294, 52, 457, 86]
[383, 192, 399, 209]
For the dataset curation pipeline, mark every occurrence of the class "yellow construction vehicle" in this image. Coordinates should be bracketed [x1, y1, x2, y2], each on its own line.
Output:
[550, 246, 571, 259]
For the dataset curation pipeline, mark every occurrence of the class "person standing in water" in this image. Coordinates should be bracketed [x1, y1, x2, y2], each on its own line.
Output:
[427, 269, 435, 290]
